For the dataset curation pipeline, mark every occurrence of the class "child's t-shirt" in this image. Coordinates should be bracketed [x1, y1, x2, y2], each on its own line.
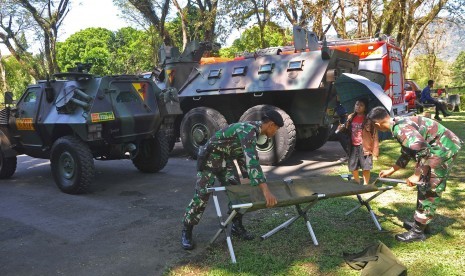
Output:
[351, 114, 365, 146]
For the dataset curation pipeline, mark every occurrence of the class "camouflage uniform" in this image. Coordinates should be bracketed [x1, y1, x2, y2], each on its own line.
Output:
[183, 121, 266, 225]
[392, 116, 462, 224]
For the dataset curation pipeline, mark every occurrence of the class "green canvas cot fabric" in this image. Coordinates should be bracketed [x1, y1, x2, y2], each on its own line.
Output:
[226, 175, 379, 212]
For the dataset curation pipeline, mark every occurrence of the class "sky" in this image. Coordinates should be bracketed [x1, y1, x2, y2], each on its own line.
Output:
[59, 0, 129, 42]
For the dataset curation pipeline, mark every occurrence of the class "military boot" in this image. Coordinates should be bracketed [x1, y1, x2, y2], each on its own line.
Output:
[231, 214, 255, 240]
[403, 220, 431, 234]
[395, 221, 426, 242]
[181, 224, 195, 250]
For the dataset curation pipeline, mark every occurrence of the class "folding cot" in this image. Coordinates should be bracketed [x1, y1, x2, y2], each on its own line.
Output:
[207, 175, 393, 263]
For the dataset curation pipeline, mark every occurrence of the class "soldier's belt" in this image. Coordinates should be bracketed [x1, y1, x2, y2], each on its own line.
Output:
[207, 175, 393, 263]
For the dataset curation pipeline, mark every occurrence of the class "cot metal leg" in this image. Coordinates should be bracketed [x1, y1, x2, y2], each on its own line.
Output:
[369, 210, 382, 231]
[209, 193, 238, 263]
[261, 216, 300, 240]
[210, 210, 237, 244]
[207, 187, 253, 263]
[345, 190, 390, 231]
[296, 204, 319, 246]
[226, 235, 237, 263]
[261, 202, 318, 246]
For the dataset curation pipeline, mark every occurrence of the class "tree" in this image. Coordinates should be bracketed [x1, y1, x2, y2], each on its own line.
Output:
[451, 51, 465, 86]
[2, 54, 34, 99]
[0, 0, 45, 79]
[110, 27, 154, 74]
[57, 27, 155, 76]
[16, 0, 70, 75]
[165, 4, 205, 50]
[115, 0, 220, 47]
[56, 28, 115, 76]
[408, 19, 452, 81]
[221, 0, 275, 48]
[219, 24, 292, 58]
[113, 0, 172, 45]
[194, 0, 219, 44]
[0, 50, 7, 93]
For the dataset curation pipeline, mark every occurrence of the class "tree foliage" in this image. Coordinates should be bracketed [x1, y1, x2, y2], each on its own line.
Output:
[0, 0, 45, 79]
[57, 27, 114, 76]
[114, 0, 219, 46]
[0, 0, 70, 78]
[2, 55, 34, 99]
[110, 27, 154, 74]
[57, 27, 154, 76]
[451, 51, 465, 86]
[221, 0, 275, 48]
[219, 24, 291, 58]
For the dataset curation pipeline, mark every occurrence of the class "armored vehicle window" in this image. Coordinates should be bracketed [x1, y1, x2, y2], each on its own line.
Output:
[116, 91, 140, 103]
[24, 91, 37, 103]
[258, 63, 274, 74]
[232, 66, 247, 76]
[208, 69, 221, 79]
[288, 60, 304, 71]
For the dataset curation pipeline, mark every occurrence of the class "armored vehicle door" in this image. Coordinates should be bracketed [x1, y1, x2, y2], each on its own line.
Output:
[107, 80, 161, 138]
[14, 86, 44, 147]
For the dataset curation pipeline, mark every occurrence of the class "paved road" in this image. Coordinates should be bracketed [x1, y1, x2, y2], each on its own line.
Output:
[0, 142, 346, 276]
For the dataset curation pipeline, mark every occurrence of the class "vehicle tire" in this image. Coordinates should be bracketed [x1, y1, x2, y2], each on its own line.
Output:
[0, 150, 17, 179]
[51, 136, 94, 194]
[295, 127, 331, 151]
[239, 105, 296, 165]
[133, 132, 169, 173]
[168, 135, 177, 152]
[180, 107, 228, 159]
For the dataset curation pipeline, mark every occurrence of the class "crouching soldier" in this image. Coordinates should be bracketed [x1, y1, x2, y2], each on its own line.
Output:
[367, 107, 462, 242]
[181, 110, 283, 250]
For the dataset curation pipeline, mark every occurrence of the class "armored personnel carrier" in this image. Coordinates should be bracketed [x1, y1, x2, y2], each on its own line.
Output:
[0, 63, 182, 194]
[159, 26, 359, 165]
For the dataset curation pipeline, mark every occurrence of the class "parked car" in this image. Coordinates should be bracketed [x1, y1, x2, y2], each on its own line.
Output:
[404, 80, 423, 112]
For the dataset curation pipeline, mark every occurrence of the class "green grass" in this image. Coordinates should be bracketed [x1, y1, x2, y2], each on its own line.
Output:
[166, 112, 465, 276]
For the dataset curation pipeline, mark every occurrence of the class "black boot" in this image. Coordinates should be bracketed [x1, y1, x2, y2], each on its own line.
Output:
[395, 221, 426, 242]
[403, 220, 431, 234]
[181, 224, 195, 250]
[434, 115, 442, 121]
[231, 214, 255, 240]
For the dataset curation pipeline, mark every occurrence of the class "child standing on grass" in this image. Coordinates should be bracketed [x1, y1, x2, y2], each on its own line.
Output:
[344, 98, 379, 184]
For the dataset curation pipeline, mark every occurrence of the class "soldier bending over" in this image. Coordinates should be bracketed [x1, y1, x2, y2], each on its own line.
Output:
[367, 107, 462, 242]
[181, 110, 283, 250]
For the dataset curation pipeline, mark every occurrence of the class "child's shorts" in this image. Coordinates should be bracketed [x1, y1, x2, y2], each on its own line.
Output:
[348, 145, 373, 171]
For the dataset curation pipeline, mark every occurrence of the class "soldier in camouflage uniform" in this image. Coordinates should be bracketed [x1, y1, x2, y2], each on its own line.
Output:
[181, 110, 283, 250]
[367, 107, 462, 242]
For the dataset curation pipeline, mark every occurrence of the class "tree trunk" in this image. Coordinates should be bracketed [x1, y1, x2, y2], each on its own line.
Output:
[172, 0, 189, 51]
[0, 50, 8, 92]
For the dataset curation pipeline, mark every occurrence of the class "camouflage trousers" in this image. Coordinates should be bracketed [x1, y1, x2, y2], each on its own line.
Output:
[414, 153, 459, 225]
[183, 165, 240, 226]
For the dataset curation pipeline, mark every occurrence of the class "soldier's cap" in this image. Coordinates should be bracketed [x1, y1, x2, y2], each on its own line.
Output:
[262, 110, 284, 127]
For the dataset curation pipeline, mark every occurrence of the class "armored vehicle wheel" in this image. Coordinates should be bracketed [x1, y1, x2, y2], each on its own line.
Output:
[180, 107, 228, 159]
[132, 132, 169, 173]
[168, 135, 177, 152]
[295, 127, 330, 151]
[0, 151, 17, 179]
[239, 105, 296, 165]
[51, 136, 94, 194]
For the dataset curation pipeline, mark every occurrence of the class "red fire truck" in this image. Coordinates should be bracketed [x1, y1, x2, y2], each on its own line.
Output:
[327, 35, 408, 115]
